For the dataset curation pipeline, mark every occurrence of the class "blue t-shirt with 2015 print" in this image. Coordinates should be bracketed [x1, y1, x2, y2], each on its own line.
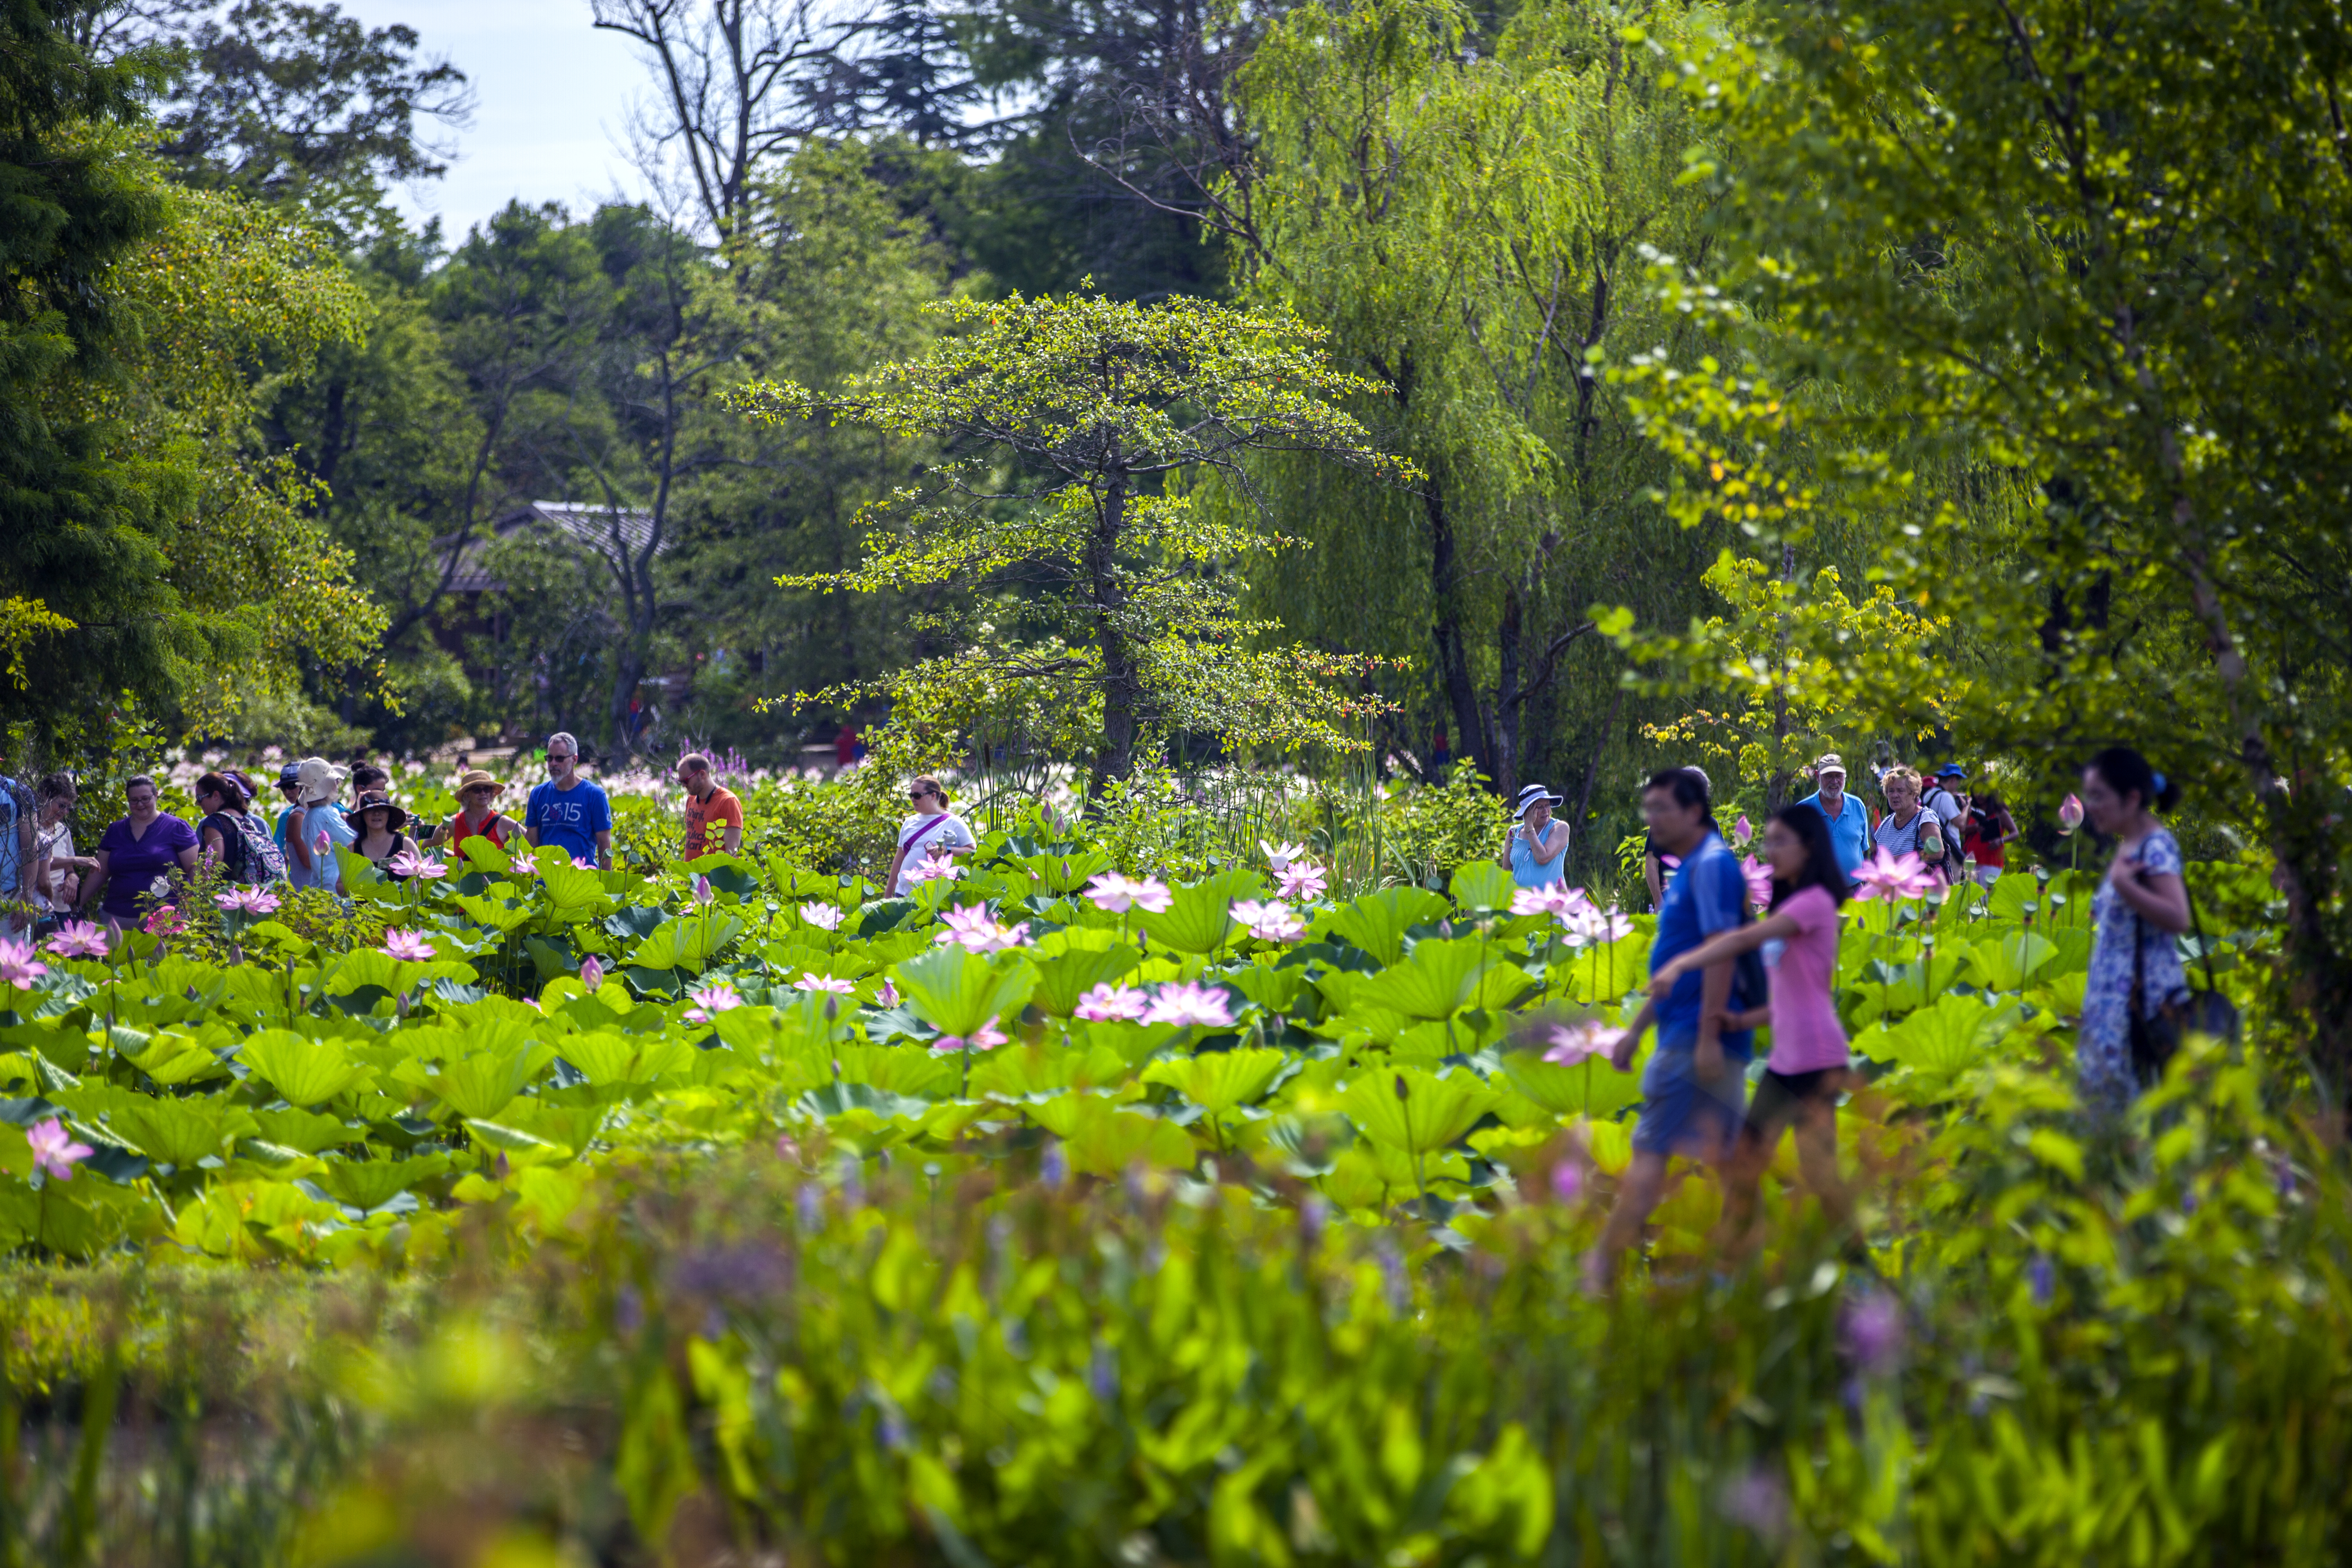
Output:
[526, 778, 610, 863]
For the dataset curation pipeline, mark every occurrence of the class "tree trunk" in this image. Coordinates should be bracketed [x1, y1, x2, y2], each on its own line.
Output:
[1089, 457, 1137, 800]
[1493, 579, 1523, 803]
[1425, 475, 1489, 786]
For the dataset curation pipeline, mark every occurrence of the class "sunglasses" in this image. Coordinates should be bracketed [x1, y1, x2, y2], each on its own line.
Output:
[909, 790, 935, 801]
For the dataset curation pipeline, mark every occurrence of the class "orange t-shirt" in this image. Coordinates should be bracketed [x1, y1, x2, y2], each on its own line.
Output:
[684, 786, 742, 859]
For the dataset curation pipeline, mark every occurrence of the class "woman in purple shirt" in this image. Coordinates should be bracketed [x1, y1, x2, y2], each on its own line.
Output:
[79, 774, 199, 928]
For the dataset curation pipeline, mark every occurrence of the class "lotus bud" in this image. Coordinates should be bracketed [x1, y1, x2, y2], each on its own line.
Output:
[579, 955, 604, 992]
[1733, 813, 1753, 849]
[2057, 794, 2084, 835]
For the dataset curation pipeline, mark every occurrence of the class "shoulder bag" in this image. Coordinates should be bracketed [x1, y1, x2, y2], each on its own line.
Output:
[2127, 863, 2241, 1087]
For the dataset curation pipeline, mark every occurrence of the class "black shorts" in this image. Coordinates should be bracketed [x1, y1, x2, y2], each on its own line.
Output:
[1740, 1067, 1845, 1147]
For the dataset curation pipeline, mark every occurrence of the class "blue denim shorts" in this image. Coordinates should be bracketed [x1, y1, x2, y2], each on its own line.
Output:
[1632, 1042, 1750, 1161]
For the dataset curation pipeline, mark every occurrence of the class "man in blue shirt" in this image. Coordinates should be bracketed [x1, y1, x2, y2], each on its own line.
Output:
[1796, 751, 1872, 875]
[525, 732, 612, 869]
[1586, 767, 1753, 1293]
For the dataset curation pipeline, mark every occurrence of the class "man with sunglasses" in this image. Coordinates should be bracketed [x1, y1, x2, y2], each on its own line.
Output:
[525, 733, 612, 870]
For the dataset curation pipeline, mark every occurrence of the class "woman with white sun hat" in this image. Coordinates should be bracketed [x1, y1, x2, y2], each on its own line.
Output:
[1503, 782, 1570, 888]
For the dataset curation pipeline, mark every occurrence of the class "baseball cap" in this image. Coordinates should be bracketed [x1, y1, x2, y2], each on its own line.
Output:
[1813, 752, 1847, 777]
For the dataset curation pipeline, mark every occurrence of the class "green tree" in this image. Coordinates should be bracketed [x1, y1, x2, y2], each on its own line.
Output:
[1225, 0, 1750, 830]
[734, 289, 1416, 794]
[1639, 1, 2352, 1088]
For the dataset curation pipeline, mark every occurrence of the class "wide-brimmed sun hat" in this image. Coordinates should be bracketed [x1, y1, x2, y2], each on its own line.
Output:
[295, 756, 347, 803]
[343, 792, 409, 832]
[1514, 783, 1563, 819]
[1933, 763, 1969, 780]
[454, 768, 505, 795]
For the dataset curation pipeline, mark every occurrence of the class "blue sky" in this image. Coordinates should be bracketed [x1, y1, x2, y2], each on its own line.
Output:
[346, 0, 655, 240]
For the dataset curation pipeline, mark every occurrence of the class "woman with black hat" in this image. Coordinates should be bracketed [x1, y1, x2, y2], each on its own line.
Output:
[1504, 782, 1571, 889]
[346, 793, 420, 879]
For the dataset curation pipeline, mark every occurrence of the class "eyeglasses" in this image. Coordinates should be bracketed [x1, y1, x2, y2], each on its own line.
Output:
[548, 754, 575, 763]
[909, 790, 931, 801]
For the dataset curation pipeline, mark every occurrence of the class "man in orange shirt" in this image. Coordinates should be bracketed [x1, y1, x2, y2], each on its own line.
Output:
[677, 752, 743, 860]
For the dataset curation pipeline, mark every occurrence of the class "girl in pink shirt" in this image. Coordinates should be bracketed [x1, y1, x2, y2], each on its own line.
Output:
[1648, 803, 1857, 1260]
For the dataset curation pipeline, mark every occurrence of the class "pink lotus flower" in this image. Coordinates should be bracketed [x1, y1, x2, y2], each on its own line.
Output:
[793, 971, 857, 994]
[692, 874, 715, 905]
[44, 922, 110, 961]
[383, 928, 437, 962]
[0, 937, 49, 990]
[904, 848, 964, 885]
[876, 978, 899, 1007]
[1575, 907, 1636, 945]
[929, 1015, 1008, 1056]
[1732, 814, 1754, 850]
[1853, 846, 1937, 903]
[1085, 872, 1173, 914]
[1143, 981, 1236, 1029]
[1549, 1162, 1585, 1203]
[934, 902, 1030, 952]
[1073, 982, 1150, 1022]
[213, 886, 280, 915]
[1231, 898, 1305, 942]
[313, 828, 331, 855]
[2057, 794, 2085, 835]
[389, 849, 447, 880]
[1511, 883, 1595, 921]
[26, 1117, 92, 1181]
[572, 856, 595, 870]
[1740, 854, 1776, 910]
[1543, 1020, 1626, 1065]
[579, 955, 605, 992]
[798, 901, 844, 932]
[1275, 861, 1328, 902]
[1260, 839, 1305, 871]
[682, 982, 743, 1022]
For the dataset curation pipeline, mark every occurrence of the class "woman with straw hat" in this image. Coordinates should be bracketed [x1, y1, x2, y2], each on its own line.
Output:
[429, 770, 523, 861]
[345, 793, 420, 878]
[1503, 782, 1570, 888]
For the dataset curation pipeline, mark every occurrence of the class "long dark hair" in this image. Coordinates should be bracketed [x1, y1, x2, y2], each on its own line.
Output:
[1768, 803, 1851, 909]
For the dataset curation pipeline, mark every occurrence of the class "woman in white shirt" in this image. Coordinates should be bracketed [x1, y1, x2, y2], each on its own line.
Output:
[885, 776, 975, 895]
[27, 774, 94, 929]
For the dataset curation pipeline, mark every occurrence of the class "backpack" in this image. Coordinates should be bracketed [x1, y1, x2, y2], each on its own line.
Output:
[233, 811, 290, 886]
[1922, 788, 1969, 880]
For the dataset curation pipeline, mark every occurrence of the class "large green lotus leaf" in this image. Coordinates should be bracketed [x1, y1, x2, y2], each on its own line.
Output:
[558, 1032, 693, 1087]
[123, 1030, 229, 1088]
[452, 892, 535, 933]
[838, 1040, 961, 1099]
[1326, 886, 1451, 966]
[311, 1153, 450, 1213]
[1007, 849, 1113, 896]
[1342, 1066, 1500, 1154]
[1041, 1095, 1196, 1177]
[1030, 943, 1143, 1016]
[107, 1098, 259, 1167]
[0, 1181, 158, 1258]
[1351, 937, 1500, 1021]
[1889, 994, 2006, 1075]
[1448, 861, 1517, 913]
[1222, 963, 1307, 1015]
[1500, 1052, 1642, 1120]
[488, 1100, 608, 1156]
[538, 860, 613, 919]
[891, 947, 1038, 1039]
[971, 1042, 1126, 1100]
[1139, 869, 1264, 955]
[238, 1032, 378, 1108]
[629, 913, 745, 975]
[334, 846, 406, 907]
[1964, 931, 2059, 992]
[415, 1044, 557, 1121]
[458, 835, 514, 875]
[2030, 971, 2089, 1016]
[1141, 1047, 1297, 1117]
[250, 1106, 359, 1153]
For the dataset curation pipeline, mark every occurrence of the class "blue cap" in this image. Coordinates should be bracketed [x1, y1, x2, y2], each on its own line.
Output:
[1934, 764, 1968, 779]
